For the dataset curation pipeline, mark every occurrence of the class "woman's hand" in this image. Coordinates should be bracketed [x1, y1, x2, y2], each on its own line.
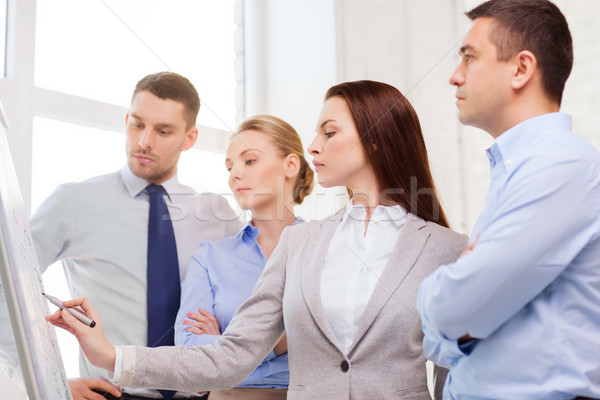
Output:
[45, 297, 116, 372]
[183, 308, 221, 336]
[273, 332, 288, 356]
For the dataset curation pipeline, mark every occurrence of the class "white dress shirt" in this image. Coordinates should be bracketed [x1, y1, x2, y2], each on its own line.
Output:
[30, 165, 242, 398]
[320, 200, 407, 354]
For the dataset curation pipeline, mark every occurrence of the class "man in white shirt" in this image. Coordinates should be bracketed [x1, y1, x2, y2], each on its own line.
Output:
[30, 72, 242, 400]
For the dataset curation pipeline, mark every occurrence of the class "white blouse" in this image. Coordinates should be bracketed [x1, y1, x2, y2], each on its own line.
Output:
[320, 200, 407, 354]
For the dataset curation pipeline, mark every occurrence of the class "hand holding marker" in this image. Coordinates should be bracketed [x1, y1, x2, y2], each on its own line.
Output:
[43, 293, 96, 328]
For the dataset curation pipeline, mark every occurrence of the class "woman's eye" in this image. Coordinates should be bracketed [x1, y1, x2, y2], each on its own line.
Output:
[325, 131, 335, 138]
[246, 159, 256, 166]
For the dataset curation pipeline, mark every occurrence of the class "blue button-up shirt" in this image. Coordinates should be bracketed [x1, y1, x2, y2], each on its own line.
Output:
[417, 113, 600, 399]
[175, 221, 301, 389]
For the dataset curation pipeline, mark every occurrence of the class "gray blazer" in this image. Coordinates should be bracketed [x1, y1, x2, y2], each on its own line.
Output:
[119, 212, 468, 399]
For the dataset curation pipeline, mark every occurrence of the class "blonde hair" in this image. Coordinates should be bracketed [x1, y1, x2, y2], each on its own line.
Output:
[234, 115, 314, 205]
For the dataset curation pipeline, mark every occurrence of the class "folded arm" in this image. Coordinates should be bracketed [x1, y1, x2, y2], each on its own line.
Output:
[418, 159, 598, 364]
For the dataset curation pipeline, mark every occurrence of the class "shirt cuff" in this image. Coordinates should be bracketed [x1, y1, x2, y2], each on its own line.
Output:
[112, 345, 122, 381]
[114, 345, 136, 388]
[422, 323, 466, 369]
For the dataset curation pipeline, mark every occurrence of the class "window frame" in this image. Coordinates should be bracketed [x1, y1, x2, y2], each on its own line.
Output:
[0, 0, 244, 214]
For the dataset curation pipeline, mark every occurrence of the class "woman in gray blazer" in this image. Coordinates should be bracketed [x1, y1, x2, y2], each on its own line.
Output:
[48, 80, 468, 400]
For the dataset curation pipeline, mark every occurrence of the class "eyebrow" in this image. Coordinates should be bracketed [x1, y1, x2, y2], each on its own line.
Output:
[225, 148, 262, 163]
[129, 113, 177, 129]
[459, 44, 475, 55]
[318, 119, 337, 130]
[240, 148, 261, 156]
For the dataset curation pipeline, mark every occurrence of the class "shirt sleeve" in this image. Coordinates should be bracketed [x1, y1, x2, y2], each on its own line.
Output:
[239, 352, 289, 387]
[419, 157, 600, 340]
[174, 243, 221, 347]
[29, 184, 72, 272]
[117, 228, 291, 392]
[112, 345, 122, 381]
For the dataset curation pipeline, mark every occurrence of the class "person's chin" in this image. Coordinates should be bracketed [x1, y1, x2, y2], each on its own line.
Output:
[457, 110, 472, 126]
[236, 199, 252, 210]
[129, 162, 165, 182]
[316, 176, 329, 187]
[129, 161, 149, 177]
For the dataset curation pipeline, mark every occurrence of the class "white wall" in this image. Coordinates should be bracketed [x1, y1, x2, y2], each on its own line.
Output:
[554, 0, 600, 149]
[335, 0, 473, 232]
[245, 0, 343, 220]
[333, 0, 600, 234]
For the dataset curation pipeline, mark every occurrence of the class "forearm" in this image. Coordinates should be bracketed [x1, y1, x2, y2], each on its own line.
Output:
[118, 326, 283, 392]
[421, 159, 598, 339]
[417, 280, 466, 368]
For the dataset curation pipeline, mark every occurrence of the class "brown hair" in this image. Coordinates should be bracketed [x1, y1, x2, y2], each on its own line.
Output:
[466, 0, 573, 104]
[235, 115, 314, 205]
[132, 72, 201, 129]
[325, 80, 449, 228]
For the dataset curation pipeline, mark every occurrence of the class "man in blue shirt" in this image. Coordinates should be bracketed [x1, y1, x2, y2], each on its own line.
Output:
[417, 1, 600, 399]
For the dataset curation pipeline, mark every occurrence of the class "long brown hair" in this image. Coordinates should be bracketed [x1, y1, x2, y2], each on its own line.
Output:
[325, 80, 449, 228]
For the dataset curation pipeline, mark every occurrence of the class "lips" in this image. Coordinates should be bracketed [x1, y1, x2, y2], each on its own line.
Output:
[312, 160, 324, 171]
[133, 154, 155, 165]
[235, 188, 250, 195]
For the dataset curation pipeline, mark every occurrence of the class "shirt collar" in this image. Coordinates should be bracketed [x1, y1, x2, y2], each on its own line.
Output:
[491, 112, 572, 169]
[120, 164, 188, 200]
[236, 217, 304, 241]
[342, 199, 407, 228]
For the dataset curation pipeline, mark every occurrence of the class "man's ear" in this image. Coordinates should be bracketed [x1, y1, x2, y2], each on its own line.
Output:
[284, 153, 301, 179]
[512, 50, 537, 90]
[182, 127, 198, 151]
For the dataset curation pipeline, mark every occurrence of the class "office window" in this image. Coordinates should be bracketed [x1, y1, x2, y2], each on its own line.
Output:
[35, 0, 238, 131]
[31, 117, 125, 210]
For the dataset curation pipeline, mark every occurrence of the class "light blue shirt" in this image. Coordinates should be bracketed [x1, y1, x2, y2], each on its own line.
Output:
[417, 113, 600, 399]
[175, 221, 301, 389]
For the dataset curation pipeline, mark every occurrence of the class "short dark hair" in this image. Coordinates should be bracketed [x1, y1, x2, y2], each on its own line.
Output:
[325, 80, 449, 228]
[467, 0, 573, 104]
[132, 72, 201, 129]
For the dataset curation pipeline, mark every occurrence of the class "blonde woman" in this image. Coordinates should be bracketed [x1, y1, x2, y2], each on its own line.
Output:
[173, 115, 313, 400]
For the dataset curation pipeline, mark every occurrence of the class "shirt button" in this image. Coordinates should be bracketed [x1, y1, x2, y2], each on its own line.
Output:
[340, 360, 350, 372]
[374, 221, 379, 226]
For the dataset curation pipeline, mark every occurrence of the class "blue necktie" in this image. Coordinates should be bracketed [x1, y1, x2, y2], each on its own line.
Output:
[146, 184, 179, 400]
